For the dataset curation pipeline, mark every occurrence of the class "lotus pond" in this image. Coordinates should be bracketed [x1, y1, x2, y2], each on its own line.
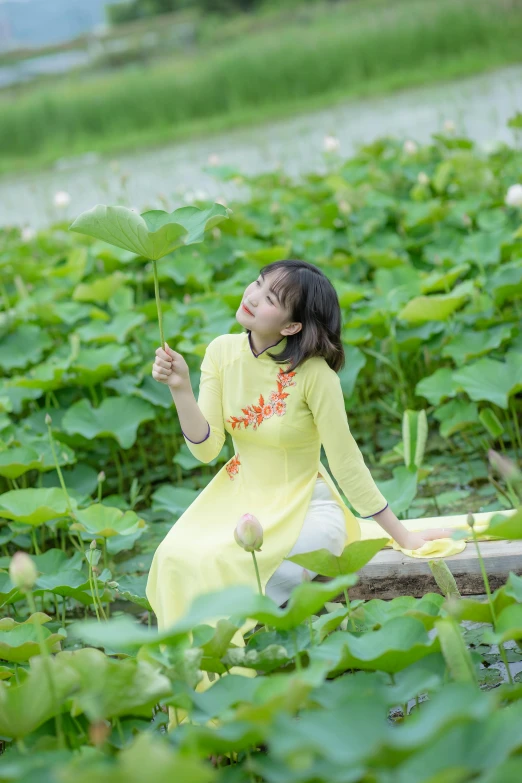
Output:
[1, 120, 522, 781]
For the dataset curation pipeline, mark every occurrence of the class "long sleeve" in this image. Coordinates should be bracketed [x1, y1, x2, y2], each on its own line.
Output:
[181, 337, 225, 463]
[304, 358, 388, 519]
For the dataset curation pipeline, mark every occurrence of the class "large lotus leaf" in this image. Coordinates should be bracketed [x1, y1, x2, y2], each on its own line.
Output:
[415, 368, 459, 405]
[0, 653, 80, 739]
[71, 345, 130, 386]
[68, 575, 359, 655]
[0, 487, 77, 525]
[0, 446, 44, 479]
[420, 263, 471, 294]
[397, 282, 472, 323]
[490, 261, 522, 305]
[308, 616, 440, 674]
[73, 271, 128, 303]
[10, 359, 69, 391]
[0, 612, 66, 662]
[442, 324, 513, 364]
[371, 465, 418, 516]
[349, 593, 445, 632]
[69, 203, 230, 261]
[433, 399, 480, 438]
[56, 647, 171, 720]
[73, 504, 146, 538]
[286, 538, 389, 577]
[151, 484, 200, 515]
[76, 311, 146, 344]
[483, 603, 522, 645]
[452, 355, 522, 409]
[10, 434, 76, 475]
[62, 396, 155, 448]
[57, 731, 216, 783]
[0, 324, 53, 371]
[132, 375, 172, 409]
[484, 507, 522, 540]
[266, 682, 493, 768]
[113, 574, 152, 611]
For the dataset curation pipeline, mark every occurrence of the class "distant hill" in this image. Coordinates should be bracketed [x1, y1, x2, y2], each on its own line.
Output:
[0, 0, 123, 50]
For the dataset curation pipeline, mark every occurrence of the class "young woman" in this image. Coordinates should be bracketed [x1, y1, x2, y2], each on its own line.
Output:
[145, 260, 452, 678]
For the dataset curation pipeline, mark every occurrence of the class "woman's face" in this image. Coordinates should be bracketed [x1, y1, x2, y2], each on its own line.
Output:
[237, 270, 292, 336]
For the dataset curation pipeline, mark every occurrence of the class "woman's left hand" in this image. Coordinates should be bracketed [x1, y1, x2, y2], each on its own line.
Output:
[399, 528, 454, 551]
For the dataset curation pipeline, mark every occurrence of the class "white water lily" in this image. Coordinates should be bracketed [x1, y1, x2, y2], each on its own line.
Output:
[9, 551, 37, 590]
[323, 134, 340, 153]
[53, 190, 71, 208]
[403, 140, 418, 155]
[505, 184, 522, 207]
[234, 513, 264, 552]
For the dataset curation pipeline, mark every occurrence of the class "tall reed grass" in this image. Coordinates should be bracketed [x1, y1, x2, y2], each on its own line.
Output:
[0, 0, 521, 169]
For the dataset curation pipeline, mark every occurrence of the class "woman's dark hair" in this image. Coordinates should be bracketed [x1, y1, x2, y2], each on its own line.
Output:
[245, 259, 345, 374]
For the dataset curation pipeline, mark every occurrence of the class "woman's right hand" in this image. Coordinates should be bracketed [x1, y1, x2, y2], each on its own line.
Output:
[152, 342, 190, 390]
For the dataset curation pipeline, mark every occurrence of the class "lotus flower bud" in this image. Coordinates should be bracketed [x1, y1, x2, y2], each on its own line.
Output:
[488, 449, 521, 482]
[403, 139, 418, 155]
[97, 471, 105, 483]
[234, 513, 263, 552]
[45, 413, 52, 425]
[505, 184, 522, 208]
[90, 539, 97, 550]
[53, 190, 71, 208]
[88, 719, 111, 747]
[467, 512, 475, 529]
[9, 551, 37, 590]
[302, 568, 312, 582]
[323, 134, 340, 153]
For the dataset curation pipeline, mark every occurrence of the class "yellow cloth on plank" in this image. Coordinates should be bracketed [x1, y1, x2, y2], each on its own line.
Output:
[358, 508, 518, 558]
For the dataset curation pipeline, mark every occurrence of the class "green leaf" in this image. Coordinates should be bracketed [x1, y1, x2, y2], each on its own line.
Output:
[452, 356, 522, 409]
[62, 396, 155, 448]
[0, 487, 76, 526]
[398, 283, 472, 323]
[0, 446, 44, 479]
[73, 504, 146, 538]
[286, 538, 389, 577]
[0, 325, 53, 371]
[69, 203, 230, 261]
[0, 654, 80, 739]
[0, 613, 65, 663]
[403, 409, 428, 469]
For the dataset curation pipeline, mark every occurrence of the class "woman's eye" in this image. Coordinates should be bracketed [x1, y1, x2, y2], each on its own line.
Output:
[255, 280, 274, 304]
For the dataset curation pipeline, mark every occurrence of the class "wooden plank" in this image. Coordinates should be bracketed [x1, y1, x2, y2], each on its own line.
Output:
[314, 540, 522, 600]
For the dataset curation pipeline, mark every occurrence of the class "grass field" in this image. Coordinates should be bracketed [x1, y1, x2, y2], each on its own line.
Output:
[1, 0, 521, 176]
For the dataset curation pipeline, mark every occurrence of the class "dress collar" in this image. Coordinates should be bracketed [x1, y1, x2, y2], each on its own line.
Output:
[244, 330, 288, 360]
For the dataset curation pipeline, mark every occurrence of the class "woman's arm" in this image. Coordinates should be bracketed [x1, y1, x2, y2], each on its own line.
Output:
[171, 337, 225, 463]
[304, 358, 389, 520]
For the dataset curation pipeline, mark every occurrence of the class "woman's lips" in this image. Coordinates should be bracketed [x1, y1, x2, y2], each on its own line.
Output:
[242, 303, 254, 315]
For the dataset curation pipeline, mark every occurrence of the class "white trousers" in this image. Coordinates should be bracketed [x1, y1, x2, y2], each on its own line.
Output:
[265, 477, 347, 607]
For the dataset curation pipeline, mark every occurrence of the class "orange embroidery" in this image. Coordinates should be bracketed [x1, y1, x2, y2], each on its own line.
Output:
[226, 453, 241, 480]
[226, 367, 297, 432]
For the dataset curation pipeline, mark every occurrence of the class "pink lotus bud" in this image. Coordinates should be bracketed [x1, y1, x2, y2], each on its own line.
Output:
[488, 449, 521, 482]
[9, 551, 37, 590]
[467, 512, 475, 529]
[90, 539, 97, 550]
[97, 471, 105, 482]
[45, 413, 52, 425]
[234, 513, 263, 552]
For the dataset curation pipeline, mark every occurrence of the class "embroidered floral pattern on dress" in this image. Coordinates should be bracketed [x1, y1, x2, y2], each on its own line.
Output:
[226, 453, 241, 480]
[226, 368, 297, 432]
